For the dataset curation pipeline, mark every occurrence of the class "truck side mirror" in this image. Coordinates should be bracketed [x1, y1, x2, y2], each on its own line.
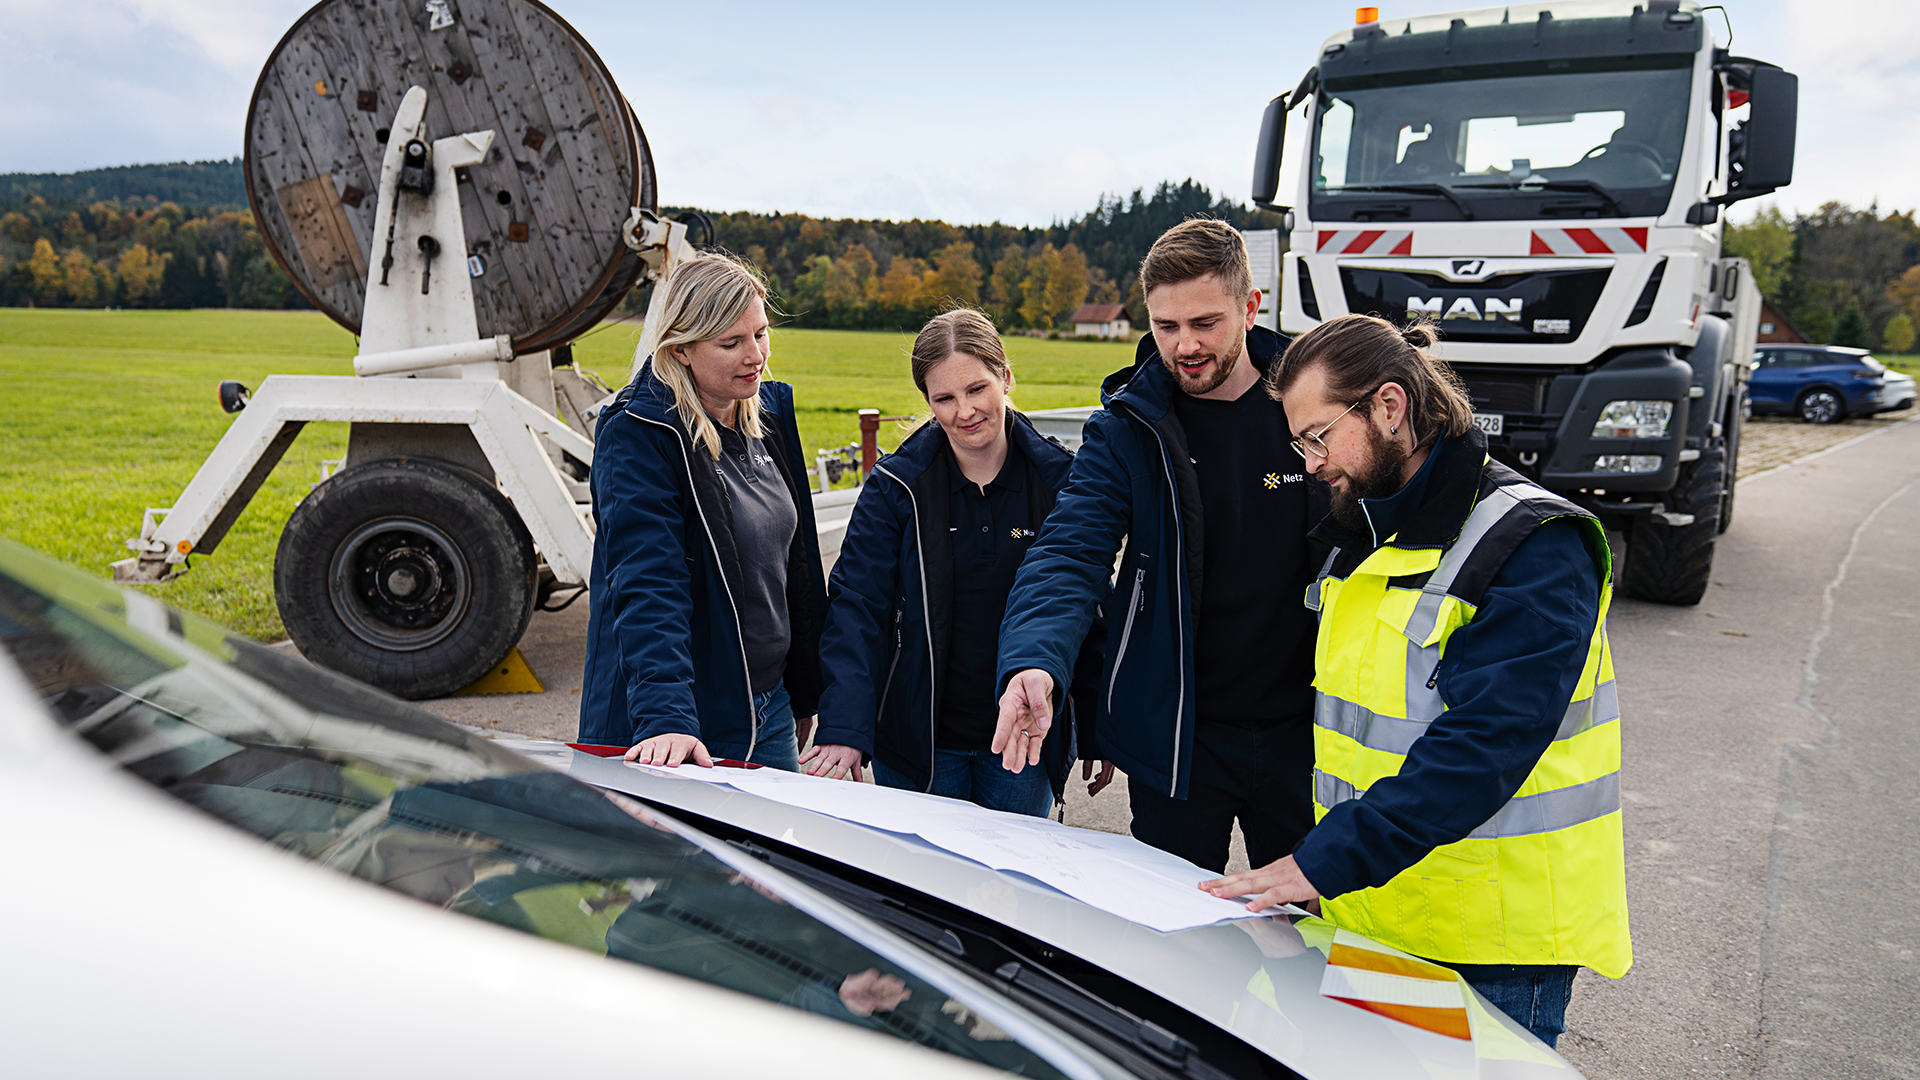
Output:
[1253, 67, 1317, 210]
[1741, 66, 1798, 192]
[1252, 95, 1289, 208]
[1720, 63, 1797, 204]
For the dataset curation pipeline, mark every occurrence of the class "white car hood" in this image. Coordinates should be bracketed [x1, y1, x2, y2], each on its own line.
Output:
[514, 743, 1584, 1080]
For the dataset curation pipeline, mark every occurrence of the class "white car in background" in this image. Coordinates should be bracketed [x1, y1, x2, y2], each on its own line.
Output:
[0, 539, 1583, 1079]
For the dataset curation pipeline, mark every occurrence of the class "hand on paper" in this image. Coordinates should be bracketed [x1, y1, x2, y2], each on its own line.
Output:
[800, 743, 865, 781]
[625, 733, 713, 768]
[1199, 855, 1322, 914]
[1082, 759, 1116, 796]
[838, 969, 911, 1017]
[992, 669, 1054, 773]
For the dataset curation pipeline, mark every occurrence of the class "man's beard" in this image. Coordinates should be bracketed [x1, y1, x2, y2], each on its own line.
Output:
[1161, 334, 1244, 396]
[1329, 424, 1411, 532]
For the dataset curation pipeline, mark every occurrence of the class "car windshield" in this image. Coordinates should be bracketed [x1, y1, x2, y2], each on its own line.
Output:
[0, 543, 1083, 1079]
[1313, 59, 1692, 220]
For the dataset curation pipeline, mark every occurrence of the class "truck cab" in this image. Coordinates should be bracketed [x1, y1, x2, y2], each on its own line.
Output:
[1251, 0, 1798, 604]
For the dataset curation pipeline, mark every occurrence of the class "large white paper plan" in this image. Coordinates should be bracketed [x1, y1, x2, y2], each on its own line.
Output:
[623, 759, 1269, 933]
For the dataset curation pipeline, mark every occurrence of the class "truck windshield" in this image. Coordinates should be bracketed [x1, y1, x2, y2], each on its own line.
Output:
[1313, 59, 1693, 221]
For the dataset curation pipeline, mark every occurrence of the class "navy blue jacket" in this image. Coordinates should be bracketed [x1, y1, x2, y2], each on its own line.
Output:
[815, 411, 1104, 801]
[1292, 430, 1604, 899]
[578, 359, 827, 757]
[996, 326, 1325, 800]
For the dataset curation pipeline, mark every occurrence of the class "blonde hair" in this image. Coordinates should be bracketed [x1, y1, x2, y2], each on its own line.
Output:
[640, 253, 770, 460]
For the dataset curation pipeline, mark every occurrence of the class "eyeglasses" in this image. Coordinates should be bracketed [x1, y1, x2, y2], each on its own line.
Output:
[1290, 397, 1368, 461]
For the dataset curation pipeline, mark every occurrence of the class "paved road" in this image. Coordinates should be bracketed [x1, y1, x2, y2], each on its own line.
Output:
[425, 415, 1920, 1077]
[1558, 417, 1920, 1079]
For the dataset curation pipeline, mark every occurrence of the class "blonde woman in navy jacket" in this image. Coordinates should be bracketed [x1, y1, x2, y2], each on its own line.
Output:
[579, 254, 826, 769]
[805, 310, 1103, 814]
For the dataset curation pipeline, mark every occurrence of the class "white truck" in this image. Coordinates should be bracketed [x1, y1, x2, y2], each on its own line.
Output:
[1250, 0, 1797, 603]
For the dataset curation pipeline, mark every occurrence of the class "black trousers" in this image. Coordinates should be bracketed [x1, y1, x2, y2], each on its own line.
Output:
[1128, 717, 1315, 874]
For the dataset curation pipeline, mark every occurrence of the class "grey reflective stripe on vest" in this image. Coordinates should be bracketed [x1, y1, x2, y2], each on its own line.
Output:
[1560, 680, 1620, 741]
[1315, 680, 1621, 756]
[1467, 772, 1620, 839]
[1314, 768, 1360, 810]
[1314, 767, 1620, 838]
[1402, 477, 1579, 643]
[1305, 547, 1340, 613]
[1402, 486, 1525, 643]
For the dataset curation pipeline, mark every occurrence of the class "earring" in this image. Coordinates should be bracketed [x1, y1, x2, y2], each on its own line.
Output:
[1390, 425, 1398, 435]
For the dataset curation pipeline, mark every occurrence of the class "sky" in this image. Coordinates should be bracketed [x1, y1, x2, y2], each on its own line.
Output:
[3, 0, 1915, 226]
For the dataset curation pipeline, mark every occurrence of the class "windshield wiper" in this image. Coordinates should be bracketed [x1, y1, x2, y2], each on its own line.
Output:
[1325, 183, 1474, 220]
[1456, 178, 1627, 217]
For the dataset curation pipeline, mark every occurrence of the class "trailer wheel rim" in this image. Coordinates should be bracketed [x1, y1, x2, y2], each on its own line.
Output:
[327, 518, 471, 651]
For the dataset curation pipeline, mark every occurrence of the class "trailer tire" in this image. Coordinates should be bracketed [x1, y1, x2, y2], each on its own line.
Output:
[275, 458, 536, 699]
[1619, 447, 1724, 606]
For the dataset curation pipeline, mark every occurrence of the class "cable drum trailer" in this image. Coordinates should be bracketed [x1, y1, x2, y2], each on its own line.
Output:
[112, 0, 702, 698]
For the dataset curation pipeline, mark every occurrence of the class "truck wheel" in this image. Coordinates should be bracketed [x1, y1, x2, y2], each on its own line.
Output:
[1797, 388, 1845, 424]
[1619, 447, 1724, 606]
[1718, 397, 1742, 534]
[275, 458, 536, 699]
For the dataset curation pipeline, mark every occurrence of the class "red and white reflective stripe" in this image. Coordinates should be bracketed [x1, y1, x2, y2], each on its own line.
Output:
[1317, 229, 1414, 256]
[1529, 227, 1648, 255]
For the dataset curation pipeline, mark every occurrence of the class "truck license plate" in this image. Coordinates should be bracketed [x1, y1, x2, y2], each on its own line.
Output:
[1473, 413, 1505, 436]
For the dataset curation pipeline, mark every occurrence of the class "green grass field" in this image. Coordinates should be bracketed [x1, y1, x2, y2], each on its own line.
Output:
[0, 309, 1130, 642]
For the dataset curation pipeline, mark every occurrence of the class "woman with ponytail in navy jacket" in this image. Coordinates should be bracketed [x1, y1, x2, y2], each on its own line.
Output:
[804, 310, 1103, 815]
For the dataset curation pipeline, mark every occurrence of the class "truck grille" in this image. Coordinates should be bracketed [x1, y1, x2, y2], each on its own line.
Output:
[1461, 373, 1552, 414]
[1339, 267, 1611, 343]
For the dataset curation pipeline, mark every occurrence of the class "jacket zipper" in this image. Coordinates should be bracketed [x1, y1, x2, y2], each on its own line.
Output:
[873, 463, 938, 792]
[875, 610, 904, 719]
[1140, 415, 1189, 797]
[1106, 567, 1146, 714]
[629, 410, 760, 758]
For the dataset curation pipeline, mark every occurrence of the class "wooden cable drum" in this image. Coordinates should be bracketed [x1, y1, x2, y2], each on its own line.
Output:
[244, 0, 653, 352]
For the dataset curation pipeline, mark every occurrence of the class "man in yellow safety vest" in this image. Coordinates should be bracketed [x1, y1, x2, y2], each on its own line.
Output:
[1200, 313, 1630, 1048]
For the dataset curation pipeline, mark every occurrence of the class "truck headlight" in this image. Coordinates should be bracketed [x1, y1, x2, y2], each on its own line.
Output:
[1593, 454, 1664, 474]
[1591, 400, 1673, 439]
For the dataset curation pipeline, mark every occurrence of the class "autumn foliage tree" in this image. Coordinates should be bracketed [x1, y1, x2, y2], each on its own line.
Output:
[0, 193, 298, 309]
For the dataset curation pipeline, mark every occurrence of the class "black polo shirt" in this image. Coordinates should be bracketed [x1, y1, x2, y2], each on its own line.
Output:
[1171, 380, 1316, 724]
[939, 439, 1036, 750]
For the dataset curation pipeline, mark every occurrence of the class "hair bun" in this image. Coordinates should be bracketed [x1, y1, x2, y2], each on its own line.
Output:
[1400, 320, 1439, 350]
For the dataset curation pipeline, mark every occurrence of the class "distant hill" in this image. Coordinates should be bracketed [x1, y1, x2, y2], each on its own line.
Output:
[0, 159, 247, 210]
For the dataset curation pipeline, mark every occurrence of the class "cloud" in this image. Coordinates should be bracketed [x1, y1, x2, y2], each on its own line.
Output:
[5, 0, 1914, 225]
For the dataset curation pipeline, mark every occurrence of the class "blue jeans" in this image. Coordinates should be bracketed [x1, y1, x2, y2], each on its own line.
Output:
[1457, 965, 1578, 1048]
[746, 682, 799, 772]
[872, 749, 1053, 817]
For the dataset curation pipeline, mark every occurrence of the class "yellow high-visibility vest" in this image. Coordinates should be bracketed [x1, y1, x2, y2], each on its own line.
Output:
[1305, 459, 1632, 978]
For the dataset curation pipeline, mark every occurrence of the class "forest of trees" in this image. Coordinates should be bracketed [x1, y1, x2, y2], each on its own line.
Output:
[1726, 202, 1920, 352]
[0, 159, 298, 310]
[669, 180, 1285, 332]
[0, 162, 1278, 330]
[6, 156, 1918, 352]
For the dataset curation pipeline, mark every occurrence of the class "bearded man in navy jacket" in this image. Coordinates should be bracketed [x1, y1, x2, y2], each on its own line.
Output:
[991, 220, 1327, 873]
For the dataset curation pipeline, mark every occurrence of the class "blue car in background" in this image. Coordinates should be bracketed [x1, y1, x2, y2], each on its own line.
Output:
[1750, 345, 1893, 424]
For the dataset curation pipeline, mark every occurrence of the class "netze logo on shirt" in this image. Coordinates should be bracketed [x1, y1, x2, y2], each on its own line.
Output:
[1010, 527, 1037, 539]
[1263, 472, 1305, 489]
